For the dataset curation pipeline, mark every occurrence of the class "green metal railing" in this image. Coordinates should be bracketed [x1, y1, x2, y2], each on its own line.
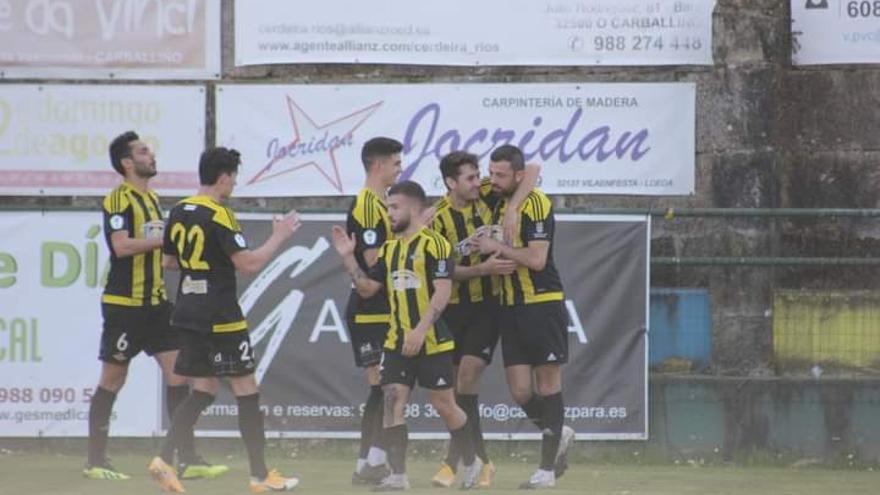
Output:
[653, 257, 880, 266]
[569, 207, 880, 219]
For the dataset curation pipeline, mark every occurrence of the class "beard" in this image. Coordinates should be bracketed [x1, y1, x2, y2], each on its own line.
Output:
[495, 182, 517, 197]
[133, 161, 157, 179]
[391, 217, 410, 234]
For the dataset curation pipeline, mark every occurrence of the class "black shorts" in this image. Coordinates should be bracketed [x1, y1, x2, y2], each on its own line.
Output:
[498, 300, 569, 367]
[444, 302, 499, 365]
[346, 294, 388, 368]
[380, 350, 454, 390]
[99, 302, 178, 364]
[174, 328, 257, 377]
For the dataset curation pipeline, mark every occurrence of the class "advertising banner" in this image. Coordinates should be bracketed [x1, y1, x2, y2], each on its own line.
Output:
[0, 85, 205, 196]
[235, 0, 714, 67]
[0, 212, 649, 440]
[186, 213, 650, 440]
[0, 211, 162, 437]
[792, 0, 880, 65]
[0, 0, 221, 79]
[216, 83, 695, 197]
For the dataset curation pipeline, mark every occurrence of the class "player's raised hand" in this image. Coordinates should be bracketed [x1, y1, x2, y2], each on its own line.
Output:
[419, 205, 438, 226]
[273, 210, 301, 240]
[331, 225, 357, 257]
[482, 252, 517, 276]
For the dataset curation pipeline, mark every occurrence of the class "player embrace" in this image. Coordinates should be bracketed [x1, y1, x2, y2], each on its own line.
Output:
[473, 145, 574, 489]
[428, 150, 540, 488]
[333, 181, 483, 491]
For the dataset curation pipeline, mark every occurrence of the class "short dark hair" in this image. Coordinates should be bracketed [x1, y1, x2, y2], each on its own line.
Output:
[388, 180, 427, 207]
[361, 137, 403, 171]
[199, 147, 241, 186]
[439, 151, 479, 180]
[109, 131, 139, 176]
[490, 144, 525, 171]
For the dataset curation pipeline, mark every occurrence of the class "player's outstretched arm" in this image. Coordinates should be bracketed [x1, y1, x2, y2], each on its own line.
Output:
[502, 163, 541, 243]
[231, 211, 301, 274]
[109, 230, 164, 258]
[403, 278, 451, 357]
[331, 225, 383, 298]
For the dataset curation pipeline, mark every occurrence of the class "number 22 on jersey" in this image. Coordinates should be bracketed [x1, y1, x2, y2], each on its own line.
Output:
[169, 223, 210, 270]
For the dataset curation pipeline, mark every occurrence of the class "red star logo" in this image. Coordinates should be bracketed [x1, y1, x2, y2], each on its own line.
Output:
[248, 95, 383, 193]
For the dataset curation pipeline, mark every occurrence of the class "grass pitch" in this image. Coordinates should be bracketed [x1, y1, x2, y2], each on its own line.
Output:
[1, 451, 877, 495]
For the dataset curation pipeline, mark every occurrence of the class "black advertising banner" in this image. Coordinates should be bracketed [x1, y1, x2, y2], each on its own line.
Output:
[173, 214, 649, 440]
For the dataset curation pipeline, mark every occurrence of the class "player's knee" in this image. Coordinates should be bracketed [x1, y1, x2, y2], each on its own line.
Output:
[193, 377, 220, 396]
[508, 386, 533, 406]
[365, 365, 381, 386]
[382, 386, 402, 410]
[536, 381, 562, 396]
[438, 404, 467, 429]
[99, 363, 128, 391]
[165, 373, 187, 387]
[430, 394, 460, 422]
[535, 365, 562, 396]
[428, 390, 453, 410]
[455, 378, 474, 395]
[457, 368, 485, 394]
[229, 374, 259, 396]
[100, 376, 126, 392]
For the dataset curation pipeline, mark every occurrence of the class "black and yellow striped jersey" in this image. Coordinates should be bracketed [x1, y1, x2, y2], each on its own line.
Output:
[431, 178, 499, 305]
[368, 228, 456, 355]
[163, 196, 249, 334]
[492, 189, 564, 306]
[102, 182, 166, 307]
[346, 187, 392, 323]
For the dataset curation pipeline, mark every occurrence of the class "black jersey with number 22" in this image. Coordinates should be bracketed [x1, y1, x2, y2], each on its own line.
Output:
[163, 196, 249, 334]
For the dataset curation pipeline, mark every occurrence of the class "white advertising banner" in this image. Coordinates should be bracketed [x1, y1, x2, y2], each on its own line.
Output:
[792, 0, 880, 65]
[235, 0, 715, 67]
[0, 0, 221, 80]
[216, 83, 695, 197]
[0, 212, 161, 437]
[0, 211, 649, 439]
[0, 85, 205, 196]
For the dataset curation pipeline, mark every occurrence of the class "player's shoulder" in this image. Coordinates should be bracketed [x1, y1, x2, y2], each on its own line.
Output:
[351, 188, 387, 226]
[350, 187, 369, 211]
[522, 189, 552, 219]
[175, 196, 240, 231]
[215, 205, 241, 231]
[433, 196, 451, 213]
[102, 183, 131, 213]
[430, 197, 452, 231]
[420, 228, 452, 257]
[365, 189, 387, 214]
